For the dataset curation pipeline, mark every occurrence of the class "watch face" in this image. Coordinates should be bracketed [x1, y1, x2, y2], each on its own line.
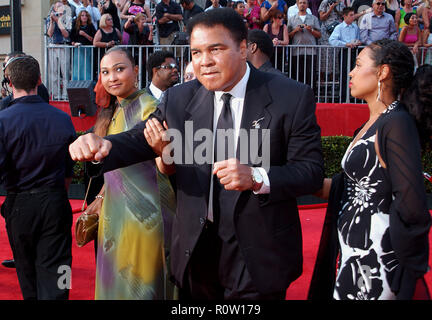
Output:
[253, 169, 263, 183]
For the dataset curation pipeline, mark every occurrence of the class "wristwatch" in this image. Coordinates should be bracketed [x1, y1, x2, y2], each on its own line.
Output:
[251, 167, 264, 192]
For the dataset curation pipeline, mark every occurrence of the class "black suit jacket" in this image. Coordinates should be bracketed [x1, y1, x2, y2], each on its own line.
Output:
[101, 66, 324, 294]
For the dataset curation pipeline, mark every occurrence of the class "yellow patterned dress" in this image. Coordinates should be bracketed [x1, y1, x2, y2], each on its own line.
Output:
[94, 90, 176, 300]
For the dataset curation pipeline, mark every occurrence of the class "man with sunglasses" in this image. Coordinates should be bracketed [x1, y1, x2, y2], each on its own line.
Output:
[146, 51, 179, 101]
[359, 0, 397, 45]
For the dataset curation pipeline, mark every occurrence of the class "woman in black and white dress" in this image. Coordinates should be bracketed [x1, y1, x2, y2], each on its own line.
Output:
[314, 40, 431, 300]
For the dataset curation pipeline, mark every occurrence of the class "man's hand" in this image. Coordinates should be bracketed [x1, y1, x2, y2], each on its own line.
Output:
[69, 133, 112, 162]
[213, 158, 253, 191]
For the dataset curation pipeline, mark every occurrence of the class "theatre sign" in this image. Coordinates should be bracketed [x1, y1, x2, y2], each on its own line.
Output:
[0, 6, 10, 35]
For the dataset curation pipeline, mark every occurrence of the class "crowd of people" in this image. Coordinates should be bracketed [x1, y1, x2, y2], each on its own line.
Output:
[44, 0, 432, 102]
[1, 3, 432, 302]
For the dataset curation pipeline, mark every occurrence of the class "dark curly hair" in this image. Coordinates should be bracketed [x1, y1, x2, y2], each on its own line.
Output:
[401, 64, 432, 148]
[366, 39, 414, 98]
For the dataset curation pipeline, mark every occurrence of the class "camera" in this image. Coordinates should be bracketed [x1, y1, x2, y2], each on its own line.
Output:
[99, 0, 106, 5]
[328, 0, 337, 5]
[54, 12, 61, 17]
[300, 24, 304, 28]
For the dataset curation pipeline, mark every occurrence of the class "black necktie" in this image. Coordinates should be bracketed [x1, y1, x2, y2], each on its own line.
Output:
[214, 93, 234, 163]
[210, 93, 236, 241]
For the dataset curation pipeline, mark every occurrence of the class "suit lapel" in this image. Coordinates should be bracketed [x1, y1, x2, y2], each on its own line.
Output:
[237, 67, 272, 164]
[185, 85, 215, 204]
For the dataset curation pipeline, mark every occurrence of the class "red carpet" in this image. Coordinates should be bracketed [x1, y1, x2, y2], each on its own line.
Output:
[0, 196, 430, 300]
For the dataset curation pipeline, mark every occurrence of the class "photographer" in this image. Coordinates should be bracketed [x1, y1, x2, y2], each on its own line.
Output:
[318, 0, 345, 80]
[47, 1, 72, 100]
[288, 0, 321, 91]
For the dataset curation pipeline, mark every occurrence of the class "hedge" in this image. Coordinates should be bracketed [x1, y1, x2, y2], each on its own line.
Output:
[71, 134, 432, 193]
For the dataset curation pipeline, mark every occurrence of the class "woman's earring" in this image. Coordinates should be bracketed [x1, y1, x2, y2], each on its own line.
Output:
[135, 79, 138, 88]
[377, 80, 381, 102]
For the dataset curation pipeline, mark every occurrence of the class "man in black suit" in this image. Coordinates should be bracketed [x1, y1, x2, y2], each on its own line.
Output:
[246, 29, 286, 77]
[145, 51, 179, 101]
[69, 8, 324, 300]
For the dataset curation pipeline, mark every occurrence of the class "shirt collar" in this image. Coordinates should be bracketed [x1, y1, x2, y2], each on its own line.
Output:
[9, 95, 44, 107]
[214, 63, 250, 102]
[149, 82, 164, 100]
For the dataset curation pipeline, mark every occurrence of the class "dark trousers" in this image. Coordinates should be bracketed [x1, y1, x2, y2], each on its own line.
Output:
[339, 48, 358, 103]
[179, 222, 285, 300]
[1, 187, 72, 300]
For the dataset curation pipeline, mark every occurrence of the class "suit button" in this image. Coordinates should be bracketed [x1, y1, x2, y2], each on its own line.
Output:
[199, 217, 205, 225]
[185, 249, 190, 257]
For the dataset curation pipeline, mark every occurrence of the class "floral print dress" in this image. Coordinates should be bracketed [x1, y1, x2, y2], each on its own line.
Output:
[334, 102, 398, 300]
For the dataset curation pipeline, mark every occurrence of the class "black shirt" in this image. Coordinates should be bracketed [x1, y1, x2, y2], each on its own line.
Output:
[70, 21, 97, 45]
[155, 0, 182, 38]
[0, 95, 76, 191]
[183, 4, 204, 26]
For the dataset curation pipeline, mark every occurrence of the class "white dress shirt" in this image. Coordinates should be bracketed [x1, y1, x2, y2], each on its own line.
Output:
[149, 82, 164, 100]
[210, 63, 270, 200]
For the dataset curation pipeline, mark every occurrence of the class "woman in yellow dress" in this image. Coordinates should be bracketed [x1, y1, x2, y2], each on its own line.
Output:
[91, 47, 176, 300]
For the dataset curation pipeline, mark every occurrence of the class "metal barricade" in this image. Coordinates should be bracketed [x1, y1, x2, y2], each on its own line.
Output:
[44, 44, 432, 103]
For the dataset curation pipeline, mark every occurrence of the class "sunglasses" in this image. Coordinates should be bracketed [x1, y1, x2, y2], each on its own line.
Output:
[375, 2, 386, 5]
[158, 63, 178, 70]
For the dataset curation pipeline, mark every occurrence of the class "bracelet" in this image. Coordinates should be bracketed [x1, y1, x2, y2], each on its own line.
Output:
[96, 194, 104, 200]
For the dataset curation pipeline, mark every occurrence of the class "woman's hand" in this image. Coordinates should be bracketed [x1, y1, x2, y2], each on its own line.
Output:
[84, 194, 104, 217]
[144, 118, 170, 157]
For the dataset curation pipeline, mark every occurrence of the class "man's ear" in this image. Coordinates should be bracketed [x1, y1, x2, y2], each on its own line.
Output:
[37, 76, 42, 87]
[239, 39, 248, 61]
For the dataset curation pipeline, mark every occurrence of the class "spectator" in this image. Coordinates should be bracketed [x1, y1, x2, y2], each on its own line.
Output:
[93, 13, 122, 50]
[263, 10, 289, 43]
[68, 0, 82, 18]
[350, 0, 373, 23]
[261, 0, 288, 23]
[76, 0, 101, 29]
[244, 0, 262, 29]
[318, 0, 345, 81]
[246, 28, 286, 75]
[47, 1, 72, 100]
[288, 0, 321, 90]
[205, 0, 224, 10]
[398, 12, 422, 65]
[70, 10, 96, 80]
[98, 0, 122, 30]
[124, 12, 153, 44]
[385, 0, 400, 18]
[423, 17, 432, 64]
[359, 0, 397, 45]
[61, 0, 74, 17]
[233, 1, 249, 26]
[183, 61, 196, 81]
[180, 0, 204, 28]
[0, 88, 6, 100]
[395, 0, 417, 32]
[155, 0, 183, 45]
[120, 0, 151, 22]
[0, 55, 76, 300]
[120, 1, 151, 45]
[0, 52, 49, 110]
[308, 0, 323, 17]
[421, 0, 432, 30]
[204, 0, 228, 8]
[329, 6, 361, 102]
[145, 51, 179, 100]
[287, 0, 312, 19]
